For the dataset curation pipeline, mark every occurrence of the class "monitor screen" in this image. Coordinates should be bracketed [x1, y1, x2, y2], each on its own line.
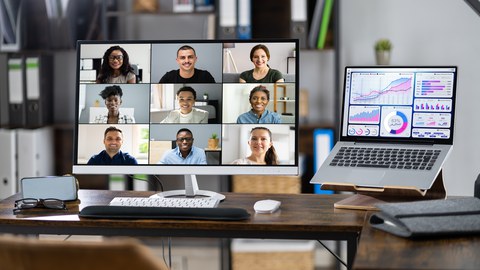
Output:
[73, 40, 299, 192]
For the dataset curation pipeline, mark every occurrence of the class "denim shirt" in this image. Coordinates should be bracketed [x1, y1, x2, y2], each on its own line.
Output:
[236, 109, 282, 124]
[158, 146, 207, 164]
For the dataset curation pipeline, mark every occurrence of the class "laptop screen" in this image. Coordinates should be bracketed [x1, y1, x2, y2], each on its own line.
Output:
[340, 66, 457, 145]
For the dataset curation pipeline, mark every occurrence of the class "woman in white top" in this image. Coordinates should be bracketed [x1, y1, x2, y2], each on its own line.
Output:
[96, 45, 136, 84]
[93, 85, 135, 124]
[160, 86, 208, 123]
[232, 127, 278, 165]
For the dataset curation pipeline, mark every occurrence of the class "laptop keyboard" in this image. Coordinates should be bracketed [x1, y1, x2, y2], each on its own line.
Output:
[329, 147, 440, 170]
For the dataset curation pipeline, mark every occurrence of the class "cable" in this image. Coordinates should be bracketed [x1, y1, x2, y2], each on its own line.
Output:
[127, 174, 164, 192]
[152, 175, 164, 192]
[168, 237, 172, 269]
[317, 240, 347, 268]
[160, 237, 173, 269]
[161, 238, 168, 268]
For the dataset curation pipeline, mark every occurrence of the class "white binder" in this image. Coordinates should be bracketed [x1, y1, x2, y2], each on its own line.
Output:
[17, 127, 54, 181]
[0, 129, 17, 199]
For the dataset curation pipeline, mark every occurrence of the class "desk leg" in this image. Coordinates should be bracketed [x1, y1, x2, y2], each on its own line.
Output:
[221, 238, 231, 270]
[346, 235, 358, 270]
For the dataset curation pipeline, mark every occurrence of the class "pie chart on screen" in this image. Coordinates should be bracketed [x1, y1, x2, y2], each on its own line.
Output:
[384, 111, 408, 134]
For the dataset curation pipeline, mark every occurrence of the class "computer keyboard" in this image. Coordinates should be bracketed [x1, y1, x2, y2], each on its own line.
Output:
[330, 147, 440, 170]
[109, 196, 220, 208]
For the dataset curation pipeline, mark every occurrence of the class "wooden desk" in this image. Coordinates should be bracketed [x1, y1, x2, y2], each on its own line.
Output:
[353, 212, 480, 270]
[0, 190, 365, 269]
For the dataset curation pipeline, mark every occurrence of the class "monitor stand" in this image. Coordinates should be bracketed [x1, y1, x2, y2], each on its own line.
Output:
[150, 175, 225, 201]
[321, 170, 447, 210]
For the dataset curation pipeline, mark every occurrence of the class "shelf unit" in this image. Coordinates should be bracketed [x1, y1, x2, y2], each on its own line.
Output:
[273, 84, 295, 115]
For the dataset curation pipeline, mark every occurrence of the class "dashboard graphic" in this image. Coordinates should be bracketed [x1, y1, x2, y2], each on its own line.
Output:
[342, 67, 456, 142]
[415, 73, 454, 98]
[380, 106, 412, 137]
[348, 106, 380, 124]
[350, 73, 413, 105]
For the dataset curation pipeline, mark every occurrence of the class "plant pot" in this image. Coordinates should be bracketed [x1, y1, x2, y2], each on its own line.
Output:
[208, 138, 219, 149]
[375, 50, 391, 65]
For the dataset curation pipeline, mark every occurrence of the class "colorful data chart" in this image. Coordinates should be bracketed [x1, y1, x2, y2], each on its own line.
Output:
[415, 73, 454, 98]
[347, 125, 379, 137]
[412, 113, 451, 128]
[350, 72, 414, 105]
[380, 106, 412, 137]
[413, 99, 452, 112]
[348, 106, 380, 124]
[412, 128, 451, 139]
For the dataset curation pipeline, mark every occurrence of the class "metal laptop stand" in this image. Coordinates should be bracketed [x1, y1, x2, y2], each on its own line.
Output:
[321, 170, 447, 210]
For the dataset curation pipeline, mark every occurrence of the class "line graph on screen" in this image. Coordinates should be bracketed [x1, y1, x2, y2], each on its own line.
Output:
[350, 73, 414, 105]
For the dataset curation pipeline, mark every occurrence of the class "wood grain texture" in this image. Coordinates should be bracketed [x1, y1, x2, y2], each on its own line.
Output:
[0, 190, 365, 239]
[353, 212, 480, 270]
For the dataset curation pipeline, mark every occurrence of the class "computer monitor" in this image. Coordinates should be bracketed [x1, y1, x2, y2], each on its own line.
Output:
[73, 39, 299, 200]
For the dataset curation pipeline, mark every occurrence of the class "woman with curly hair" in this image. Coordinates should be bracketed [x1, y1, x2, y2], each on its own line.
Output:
[96, 45, 136, 84]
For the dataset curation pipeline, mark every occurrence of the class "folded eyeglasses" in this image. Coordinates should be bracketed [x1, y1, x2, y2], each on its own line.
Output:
[13, 198, 67, 214]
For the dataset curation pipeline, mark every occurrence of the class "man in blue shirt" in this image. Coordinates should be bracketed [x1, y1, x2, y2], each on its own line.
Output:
[158, 128, 207, 164]
[87, 126, 138, 165]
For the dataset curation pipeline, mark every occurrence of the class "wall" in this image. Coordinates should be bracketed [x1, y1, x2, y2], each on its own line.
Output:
[340, 0, 480, 195]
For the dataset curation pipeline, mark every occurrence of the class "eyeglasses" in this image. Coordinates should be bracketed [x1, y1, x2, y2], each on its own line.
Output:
[176, 137, 193, 142]
[108, 55, 124, 61]
[13, 198, 67, 214]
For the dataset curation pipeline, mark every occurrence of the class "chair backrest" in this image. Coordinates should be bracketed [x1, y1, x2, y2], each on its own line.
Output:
[0, 235, 169, 270]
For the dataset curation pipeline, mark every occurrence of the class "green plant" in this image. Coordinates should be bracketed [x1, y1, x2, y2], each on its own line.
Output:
[375, 39, 392, 51]
[210, 133, 218, 139]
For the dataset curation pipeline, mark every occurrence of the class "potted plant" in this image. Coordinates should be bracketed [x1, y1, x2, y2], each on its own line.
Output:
[374, 39, 392, 65]
[203, 92, 209, 100]
[208, 133, 219, 149]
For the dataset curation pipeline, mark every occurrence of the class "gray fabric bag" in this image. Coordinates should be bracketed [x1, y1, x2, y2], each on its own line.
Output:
[370, 197, 480, 238]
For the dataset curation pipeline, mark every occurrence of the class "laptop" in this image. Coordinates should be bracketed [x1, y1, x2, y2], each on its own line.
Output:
[311, 66, 458, 191]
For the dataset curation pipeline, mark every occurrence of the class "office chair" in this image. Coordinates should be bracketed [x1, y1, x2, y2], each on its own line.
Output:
[0, 235, 169, 270]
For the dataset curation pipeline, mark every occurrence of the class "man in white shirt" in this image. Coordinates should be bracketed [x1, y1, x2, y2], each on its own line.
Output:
[160, 86, 208, 123]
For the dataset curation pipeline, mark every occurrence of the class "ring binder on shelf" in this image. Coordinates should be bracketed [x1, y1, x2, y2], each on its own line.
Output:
[291, 0, 308, 48]
[7, 55, 25, 128]
[218, 0, 237, 39]
[25, 54, 53, 128]
[0, 53, 9, 127]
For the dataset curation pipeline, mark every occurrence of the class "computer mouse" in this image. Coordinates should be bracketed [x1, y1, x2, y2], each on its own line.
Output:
[253, 199, 281, 213]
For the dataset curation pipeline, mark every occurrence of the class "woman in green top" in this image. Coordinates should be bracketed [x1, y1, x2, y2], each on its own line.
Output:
[239, 44, 285, 83]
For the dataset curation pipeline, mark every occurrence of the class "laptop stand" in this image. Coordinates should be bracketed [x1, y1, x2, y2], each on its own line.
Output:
[320, 170, 447, 210]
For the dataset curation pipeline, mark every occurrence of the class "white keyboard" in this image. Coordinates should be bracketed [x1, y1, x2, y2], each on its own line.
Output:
[109, 197, 219, 208]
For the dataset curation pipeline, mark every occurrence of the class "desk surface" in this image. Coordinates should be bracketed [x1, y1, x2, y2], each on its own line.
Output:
[353, 212, 480, 270]
[2, 190, 478, 270]
[0, 190, 365, 240]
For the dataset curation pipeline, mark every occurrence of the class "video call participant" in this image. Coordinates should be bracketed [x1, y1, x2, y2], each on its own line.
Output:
[159, 45, 216, 83]
[232, 127, 278, 165]
[93, 85, 135, 124]
[96, 45, 136, 84]
[239, 44, 284, 83]
[160, 86, 208, 123]
[236, 85, 282, 124]
[158, 128, 207, 164]
[87, 126, 138, 165]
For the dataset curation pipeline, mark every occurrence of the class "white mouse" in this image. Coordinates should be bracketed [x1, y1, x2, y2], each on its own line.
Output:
[253, 199, 281, 213]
